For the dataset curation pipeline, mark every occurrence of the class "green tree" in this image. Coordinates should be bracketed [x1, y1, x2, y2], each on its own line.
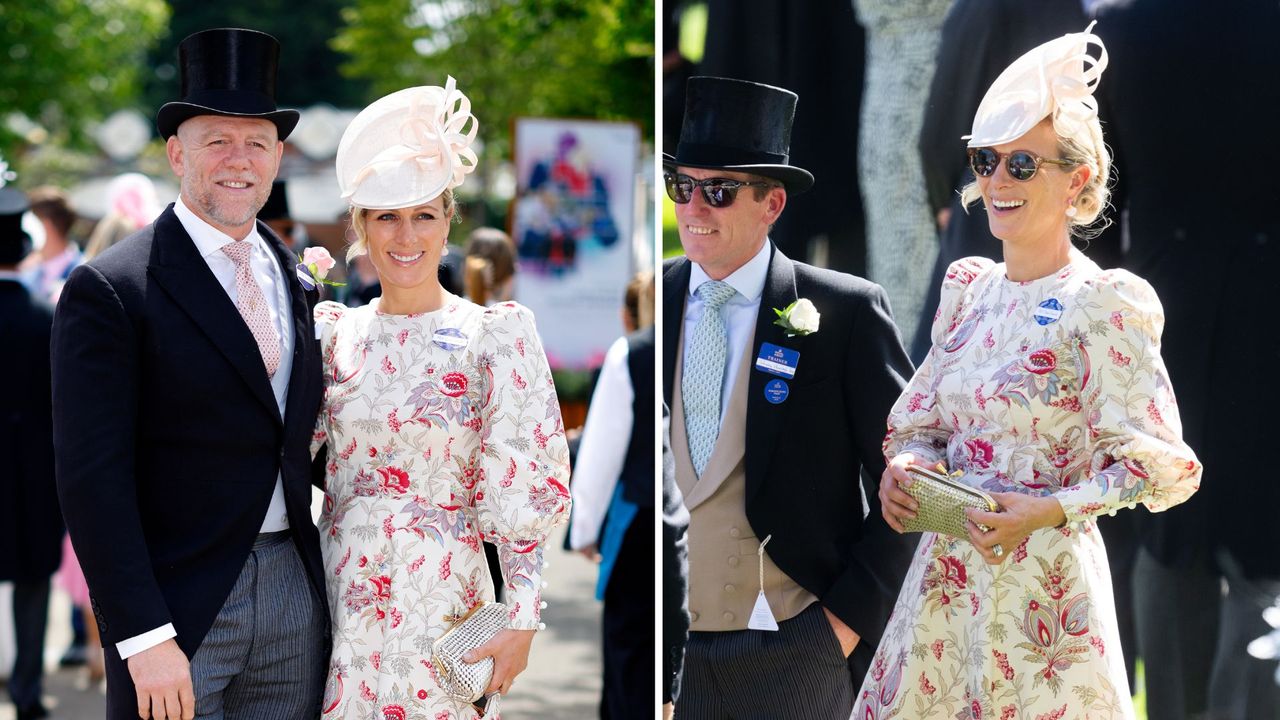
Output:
[333, 0, 654, 158]
[0, 0, 169, 160]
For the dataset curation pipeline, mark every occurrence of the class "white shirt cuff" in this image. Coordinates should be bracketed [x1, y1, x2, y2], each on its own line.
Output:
[116, 624, 177, 660]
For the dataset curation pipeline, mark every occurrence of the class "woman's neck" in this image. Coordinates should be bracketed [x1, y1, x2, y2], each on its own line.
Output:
[1003, 231, 1075, 282]
[378, 282, 446, 315]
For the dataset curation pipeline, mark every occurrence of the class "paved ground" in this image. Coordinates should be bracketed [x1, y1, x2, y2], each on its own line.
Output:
[0, 525, 604, 719]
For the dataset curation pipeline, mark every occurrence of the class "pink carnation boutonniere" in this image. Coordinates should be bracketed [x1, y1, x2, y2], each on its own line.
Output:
[296, 246, 345, 290]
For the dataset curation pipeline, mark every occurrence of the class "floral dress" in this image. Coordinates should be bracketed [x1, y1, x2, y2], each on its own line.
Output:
[853, 256, 1201, 720]
[312, 295, 571, 720]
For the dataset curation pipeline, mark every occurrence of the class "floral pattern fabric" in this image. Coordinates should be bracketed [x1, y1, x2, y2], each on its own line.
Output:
[312, 296, 571, 720]
[853, 256, 1201, 720]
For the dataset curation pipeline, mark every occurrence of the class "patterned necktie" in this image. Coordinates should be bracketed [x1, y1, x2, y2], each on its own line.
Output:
[221, 240, 281, 378]
[682, 280, 738, 477]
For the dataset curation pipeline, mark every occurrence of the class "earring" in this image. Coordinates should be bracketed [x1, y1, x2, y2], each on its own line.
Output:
[442, 242, 450, 256]
[1065, 204, 1078, 218]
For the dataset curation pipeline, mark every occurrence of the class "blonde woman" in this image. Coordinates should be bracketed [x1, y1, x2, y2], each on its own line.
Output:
[855, 26, 1201, 718]
[312, 78, 571, 718]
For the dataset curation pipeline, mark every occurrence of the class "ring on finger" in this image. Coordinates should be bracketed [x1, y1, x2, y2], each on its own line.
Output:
[992, 543, 1004, 558]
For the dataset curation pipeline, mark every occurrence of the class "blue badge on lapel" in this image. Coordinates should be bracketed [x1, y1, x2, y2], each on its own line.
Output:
[432, 328, 467, 351]
[764, 379, 789, 404]
[1034, 298, 1064, 326]
[755, 342, 799, 379]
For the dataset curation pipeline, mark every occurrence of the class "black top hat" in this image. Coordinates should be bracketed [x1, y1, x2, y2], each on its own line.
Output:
[0, 187, 31, 266]
[259, 179, 291, 220]
[664, 76, 814, 194]
[155, 28, 300, 140]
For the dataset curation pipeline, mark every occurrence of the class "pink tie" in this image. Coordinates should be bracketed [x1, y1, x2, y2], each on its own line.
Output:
[220, 240, 281, 378]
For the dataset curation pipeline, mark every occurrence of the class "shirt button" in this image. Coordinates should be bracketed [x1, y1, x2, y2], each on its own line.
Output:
[729, 527, 740, 538]
[722, 611, 734, 622]
[727, 556, 740, 568]
[724, 584, 735, 593]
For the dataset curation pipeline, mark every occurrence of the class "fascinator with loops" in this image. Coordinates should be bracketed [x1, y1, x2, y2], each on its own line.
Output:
[336, 76, 479, 210]
[966, 22, 1108, 148]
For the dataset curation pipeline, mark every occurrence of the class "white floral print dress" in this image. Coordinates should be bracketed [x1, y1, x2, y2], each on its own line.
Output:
[853, 256, 1202, 720]
[312, 295, 571, 720]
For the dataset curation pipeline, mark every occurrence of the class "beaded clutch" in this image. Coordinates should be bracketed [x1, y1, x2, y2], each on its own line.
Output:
[433, 602, 508, 705]
[900, 465, 999, 538]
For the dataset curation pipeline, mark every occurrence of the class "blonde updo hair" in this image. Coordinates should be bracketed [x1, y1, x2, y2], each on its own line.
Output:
[961, 116, 1112, 238]
[345, 188, 457, 261]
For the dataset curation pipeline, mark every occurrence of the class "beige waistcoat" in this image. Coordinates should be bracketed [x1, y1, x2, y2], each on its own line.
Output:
[672, 323, 816, 632]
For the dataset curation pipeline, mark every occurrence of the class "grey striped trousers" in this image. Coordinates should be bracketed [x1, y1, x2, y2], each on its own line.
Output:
[190, 531, 327, 720]
[680, 602, 854, 719]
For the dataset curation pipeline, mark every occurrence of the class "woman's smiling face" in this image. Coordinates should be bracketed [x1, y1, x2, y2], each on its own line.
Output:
[363, 196, 451, 296]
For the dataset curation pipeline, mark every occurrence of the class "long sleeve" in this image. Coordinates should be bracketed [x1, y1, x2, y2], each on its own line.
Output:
[310, 300, 348, 461]
[473, 302, 572, 628]
[660, 404, 689, 705]
[1051, 272, 1202, 524]
[52, 265, 172, 644]
[568, 335, 633, 550]
[884, 256, 995, 466]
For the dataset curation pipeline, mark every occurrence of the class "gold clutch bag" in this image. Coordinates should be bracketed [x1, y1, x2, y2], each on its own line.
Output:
[432, 602, 507, 707]
[900, 465, 999, 538]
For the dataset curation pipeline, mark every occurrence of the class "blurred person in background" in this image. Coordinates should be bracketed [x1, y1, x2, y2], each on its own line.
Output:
[0, 185, 63, 720]
[853, 0, 951, 348]
[464, 226, 517, 306]
[570, 270, 655, 719]
[1093, 2, 1280, 717]
[19, 186, 80, 303]
[257, 178, 306, 254]
[84, 172, 163, 261]
[313, 77, 570, 718]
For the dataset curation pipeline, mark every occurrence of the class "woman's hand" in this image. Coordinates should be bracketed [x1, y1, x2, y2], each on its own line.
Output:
[879, 453, 933, 533]
[965, 492, 1067, 565]
[464, 628, 536, 695]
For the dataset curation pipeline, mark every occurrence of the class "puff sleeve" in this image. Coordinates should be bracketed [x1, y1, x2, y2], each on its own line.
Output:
[1050, 272, 1202, 525]
[883, 257, 994, 464]
[472, 302, 572, 629]
[311, 300, 348, 460]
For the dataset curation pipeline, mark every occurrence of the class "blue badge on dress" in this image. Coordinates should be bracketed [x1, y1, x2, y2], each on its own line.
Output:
[764, 379, 789, 404]
[755, 342, 799, 379]
[1034, 298, 1064, 326]
[432, 328, 467, 351]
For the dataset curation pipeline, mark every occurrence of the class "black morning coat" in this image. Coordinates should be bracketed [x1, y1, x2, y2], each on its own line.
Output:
[663, 243, 917, 681]
[51, 205, 327, 713]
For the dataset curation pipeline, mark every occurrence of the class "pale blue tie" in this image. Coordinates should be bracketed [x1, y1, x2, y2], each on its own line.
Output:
[682, 280, 738, 477]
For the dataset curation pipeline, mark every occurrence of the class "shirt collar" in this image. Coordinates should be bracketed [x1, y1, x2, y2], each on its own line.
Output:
[689, 240, 771, 304]
[174, 195, 266, 260]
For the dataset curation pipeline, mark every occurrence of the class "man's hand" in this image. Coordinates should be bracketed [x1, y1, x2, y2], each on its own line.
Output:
[821, 607, 860, 658]
[576, 543, 602, 563]
[464, 628, 536, 695]
[126, 639, 194, 720]
[663, 702, 675, 719]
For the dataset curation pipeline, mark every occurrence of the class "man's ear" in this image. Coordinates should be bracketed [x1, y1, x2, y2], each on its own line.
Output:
[763, 186, 787, 225]
[166, 135, 185, 178]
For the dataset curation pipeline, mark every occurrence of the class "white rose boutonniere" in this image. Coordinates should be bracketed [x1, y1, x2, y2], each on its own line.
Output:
[773, 298, 820, 337]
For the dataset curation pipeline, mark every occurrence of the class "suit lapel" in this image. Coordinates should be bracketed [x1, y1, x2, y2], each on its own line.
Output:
[662, 258, 691, 408]
[258, 221, 313, 430]
[744, 244, 799, 504]
[147, 207, 281, 423]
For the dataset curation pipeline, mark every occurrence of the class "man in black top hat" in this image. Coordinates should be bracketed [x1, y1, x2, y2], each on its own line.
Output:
[51, 28, 328, 720]
[0, 186, 63, 720]
[661, 76, 915, 718]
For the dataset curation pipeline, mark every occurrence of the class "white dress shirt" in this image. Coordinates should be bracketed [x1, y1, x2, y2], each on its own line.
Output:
[681, 240, 771, 425]
[117, 197, 295, 660]
[569, 335, 634, 550]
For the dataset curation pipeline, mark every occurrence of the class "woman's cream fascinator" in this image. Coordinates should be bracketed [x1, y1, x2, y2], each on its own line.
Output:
[966, 22, 1108, 148]
[337, 76, 478, 209]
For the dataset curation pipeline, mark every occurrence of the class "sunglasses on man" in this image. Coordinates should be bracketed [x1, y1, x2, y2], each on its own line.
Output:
[664, 172, 778, 208]
[967, 148, 1078, 182]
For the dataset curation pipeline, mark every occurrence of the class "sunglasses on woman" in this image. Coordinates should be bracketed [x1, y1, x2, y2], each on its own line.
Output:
[968, 148, 1077, 182]
[664, 172, 777, 208]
